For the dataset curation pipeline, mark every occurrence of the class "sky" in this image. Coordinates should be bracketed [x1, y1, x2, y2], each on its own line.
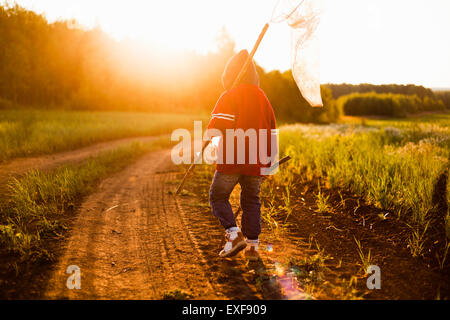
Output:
[12, 0, 450, 88]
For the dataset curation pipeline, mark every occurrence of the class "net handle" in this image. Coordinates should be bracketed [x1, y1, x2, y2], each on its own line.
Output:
[231, 23, 270, 89]
[175, 23, 270, 196]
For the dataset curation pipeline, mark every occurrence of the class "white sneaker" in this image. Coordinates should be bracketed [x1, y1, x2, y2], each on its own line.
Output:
[219, 228, 247, 258]
[244, 240, 260, 261]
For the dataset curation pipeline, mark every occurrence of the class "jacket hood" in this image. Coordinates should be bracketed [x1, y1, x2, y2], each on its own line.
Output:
[222, 49, 260, 91]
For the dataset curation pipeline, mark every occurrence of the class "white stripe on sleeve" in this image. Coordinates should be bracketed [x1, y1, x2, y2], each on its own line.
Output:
[212, 115, 235, 121]
[214, 113, 235, 119]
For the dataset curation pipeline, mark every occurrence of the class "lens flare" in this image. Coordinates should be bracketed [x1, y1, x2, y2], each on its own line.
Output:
[274, 262, 285, 277]
[272, 262, 312, 300]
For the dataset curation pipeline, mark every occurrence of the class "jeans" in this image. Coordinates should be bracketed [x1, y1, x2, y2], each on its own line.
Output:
[209, 171, 262, 240]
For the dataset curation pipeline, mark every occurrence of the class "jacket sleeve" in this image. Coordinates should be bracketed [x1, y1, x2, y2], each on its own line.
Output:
[206, 92, 236, 137]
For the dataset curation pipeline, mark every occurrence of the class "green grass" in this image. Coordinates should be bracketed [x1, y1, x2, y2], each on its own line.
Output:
[0, 138, 171, 268]
[407, 222, 430, 258]
[0, 108, 207, 162]
[274, 114, 449, 254]
[342, 113, 450, 127]
[353, 237, 372, 274]
[315, 191, 330, 214]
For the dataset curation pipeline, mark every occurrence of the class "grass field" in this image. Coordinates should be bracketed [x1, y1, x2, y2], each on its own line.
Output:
[0, 108, 208, 162]
[1, 108, 448, 298]
[273, 114, 449, 255]
[0, 138, 171, 275]
[177, 113, 449, 299]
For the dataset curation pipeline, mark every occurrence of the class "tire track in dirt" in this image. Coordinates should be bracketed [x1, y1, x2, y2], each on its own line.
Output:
[0, 135, 160, 196]
[42, 150, 221, 299]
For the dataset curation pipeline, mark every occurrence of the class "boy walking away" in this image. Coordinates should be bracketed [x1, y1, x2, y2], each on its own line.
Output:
[206, 50, 277, 261]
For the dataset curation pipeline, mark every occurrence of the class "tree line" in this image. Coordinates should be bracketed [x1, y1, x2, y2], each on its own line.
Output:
[0, 4, 338, 123]
[326, 83, 437, 99]
[328, 84, 449, 117]
[1, 4, 446, 122]
[338, 92, 446, 117]
[434, 91, 450, 110]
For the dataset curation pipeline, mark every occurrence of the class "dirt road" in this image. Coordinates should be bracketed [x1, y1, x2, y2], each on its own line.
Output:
[42, 150, 284, 299]
[0, 137, 283, 299]
[0, 135, 159, 195]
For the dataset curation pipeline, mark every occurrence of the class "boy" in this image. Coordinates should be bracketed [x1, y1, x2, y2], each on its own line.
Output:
[206, 50, 277, 261]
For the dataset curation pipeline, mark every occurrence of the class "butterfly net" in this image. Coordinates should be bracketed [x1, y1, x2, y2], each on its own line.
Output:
[271, 0, 323, 107]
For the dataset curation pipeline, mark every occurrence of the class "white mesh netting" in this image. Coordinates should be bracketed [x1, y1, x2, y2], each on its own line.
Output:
[271, 0, 323, 107]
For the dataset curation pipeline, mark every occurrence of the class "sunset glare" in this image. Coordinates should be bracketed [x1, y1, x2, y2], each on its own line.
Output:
[13, 0, 450, 88]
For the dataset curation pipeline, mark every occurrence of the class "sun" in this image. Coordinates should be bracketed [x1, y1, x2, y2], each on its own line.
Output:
[15, 0, 289, 68]
[16, 0, 220, 53]
[96, 1, 217, 53]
